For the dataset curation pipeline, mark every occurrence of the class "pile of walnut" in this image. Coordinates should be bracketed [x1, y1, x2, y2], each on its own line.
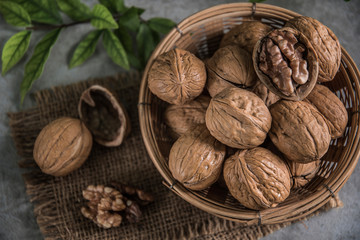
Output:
[81, 182, 154, 228]
[148, 16, 348, 210]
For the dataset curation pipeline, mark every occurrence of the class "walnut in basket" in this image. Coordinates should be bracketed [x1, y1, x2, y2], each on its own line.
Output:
[285, 16, 341, 82]
[206, 87, 271, 149]
[223, 147, 291, 210]
[164, 95, 211, 139]
[169, 124, 226, 190]
[269, 100, 331, 163]
[285, 159, 321, 189]
[253, 27, 319, 101]
[306, 84, 348, 139]
[147, 48, 206, 105]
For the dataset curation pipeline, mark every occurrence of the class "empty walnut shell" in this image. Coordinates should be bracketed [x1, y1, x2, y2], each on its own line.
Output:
[269, 100, 331, 163]
[33, 117, 93, 176]
[78, 85, 131, 147]
[285, 16, 341, 82]
[220, 21, 273, 54]
[306, 84, 348, 139]
[169, 125, 226, 190]
[206, 45, 257, 91]
[285, 159, 320, 189]
[251, 80, 281, 107]
[223, 147, 291, 210]
[147, 48, 206, 105]
[253, 27, 319, 101]
[164, 95, 211, 139]
[206, 87, 272, 149]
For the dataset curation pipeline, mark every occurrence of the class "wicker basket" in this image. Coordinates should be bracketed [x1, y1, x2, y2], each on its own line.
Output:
[138, 3, 360, 225]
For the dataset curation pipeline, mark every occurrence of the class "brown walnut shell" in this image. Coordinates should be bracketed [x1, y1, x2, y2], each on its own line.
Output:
[306, 84, 348, 139]
[169, 125, 226, 190]
[220, 21, 273, 54]
[78, 85, 131, 147]
[253, 27, 319, 101]
[251, 80, 281, 107]
[206, 87, 272, 149]
[164, 95, 211, 139]
[285, 16, 341, 82]
[269, 100, 331, 163]
[147, 48, 206, 105]
[223, 147, 291, 210]
[33, 117, 93, 176]
[206, 45, 257, 93]
[285, 159, 320, 189]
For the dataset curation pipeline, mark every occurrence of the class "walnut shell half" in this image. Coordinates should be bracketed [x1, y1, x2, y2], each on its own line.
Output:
[78, 85, 131, 147]
[169, 125, 226, 190]
[253, 27, 319, 101]
[269, 100, 331, 163]
[148, 48, 206, 105]
[206, 87, 271, 149]
[285, 16, 341, 82]
[223, 147, 291, 210]
[306, 84, 348, 139]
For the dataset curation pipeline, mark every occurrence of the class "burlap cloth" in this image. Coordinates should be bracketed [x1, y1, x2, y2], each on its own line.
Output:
[8, 71, 343, 240]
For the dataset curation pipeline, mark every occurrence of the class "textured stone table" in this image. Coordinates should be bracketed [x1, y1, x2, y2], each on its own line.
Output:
[0, 0, 359, 239]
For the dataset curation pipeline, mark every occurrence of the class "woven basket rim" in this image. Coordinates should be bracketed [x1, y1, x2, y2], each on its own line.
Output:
[138, 2, 360, 225]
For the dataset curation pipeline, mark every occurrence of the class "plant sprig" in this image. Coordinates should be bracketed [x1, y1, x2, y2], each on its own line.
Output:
[0, 0, 176, 104]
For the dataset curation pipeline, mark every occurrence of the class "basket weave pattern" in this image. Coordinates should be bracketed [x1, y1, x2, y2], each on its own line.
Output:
[138, 3, 360, 225]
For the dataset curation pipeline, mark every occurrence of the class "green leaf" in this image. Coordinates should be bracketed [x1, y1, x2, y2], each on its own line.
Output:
[20, 28, 61, 103]
[114, 23, 132, 52]
[2, 31, 32, 75]
[99, 0, 127, 14]
[91, 4, 118, 29]
[21, 0, 62, 24]
[148, 17, 176, 34]
[56, 0, 91, 21]
[136, 23, 156, 66]
[126, 51, 141, 70]
[118, 7, 140, 32]
[134, 7, 145, 16]
[102, 29, 129, 69]
[69, 30, 103, 68]
[0, 1, 31, 26]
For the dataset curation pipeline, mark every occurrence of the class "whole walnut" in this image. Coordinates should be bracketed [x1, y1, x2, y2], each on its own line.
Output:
[306, 84, 348, 139]
[253, 27, 319, 101]
[220, 21, 273, 54]
[206, 87, 271, 149]
[251, 80, 281, 107]
[286, 16, 341, 82]
[285, 159, 321, 189]
[223, 147, 291, 210]
[33, 117, 93, 176]
[206, 45, 257, 96]
[169, 125, 226, 190]
[164, 95, 211, 139]
[206, 69, 236, 98]
[269, 100, 331, 163]
[147, 48, 206, 105]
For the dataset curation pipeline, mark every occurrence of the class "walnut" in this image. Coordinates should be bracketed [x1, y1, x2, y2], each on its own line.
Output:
[169, 124, 226, 190]
[206, 87, 272, 149]
[253, 27, 319, 101]
[147, 48, 206, 105]
[164, 95, 211, 139]
[269, 100, 331, 163]
[251, 80, 281, 107]
[206, 68, 236, 97]
[223, 147, 291, 210]
[285, 159, 320, 189]
[33, 117, 92, 176]
[220, 21, 273, 54]
[206, 45, 257, 96]
[286, 16, 341, 82]
[78, 85, 131, 147]
[306, 84, 348, 139]
[81, 185, 125, 229]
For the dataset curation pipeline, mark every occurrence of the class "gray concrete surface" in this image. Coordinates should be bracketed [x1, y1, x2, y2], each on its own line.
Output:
[0, 0, 359, 239]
